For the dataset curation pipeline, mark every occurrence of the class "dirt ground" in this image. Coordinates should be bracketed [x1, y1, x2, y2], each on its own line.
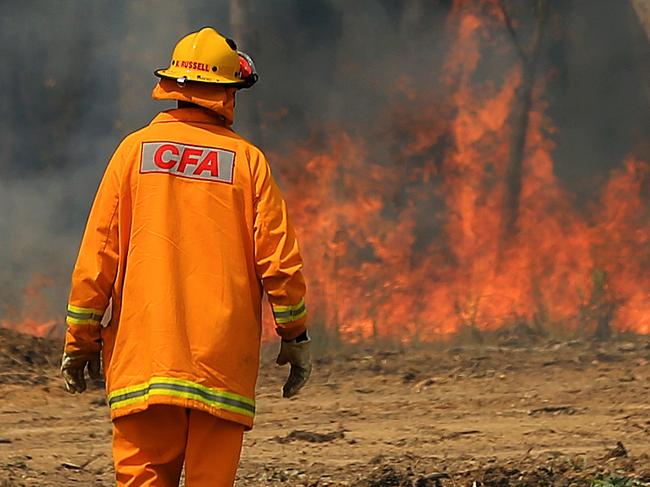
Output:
[1, 328, 649, 486]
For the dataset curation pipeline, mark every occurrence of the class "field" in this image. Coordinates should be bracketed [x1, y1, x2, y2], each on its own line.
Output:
[1, 329, 649, 486]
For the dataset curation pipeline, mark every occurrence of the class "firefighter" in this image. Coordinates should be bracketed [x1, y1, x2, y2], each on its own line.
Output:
[60, 27, 311, 486]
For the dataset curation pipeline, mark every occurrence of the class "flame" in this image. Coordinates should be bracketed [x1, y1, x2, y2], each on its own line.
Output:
[0, 317, 59, 337]
[263, 0, 649, 341]
[7, 1, 648, 341]
[0, 275, 61, 337]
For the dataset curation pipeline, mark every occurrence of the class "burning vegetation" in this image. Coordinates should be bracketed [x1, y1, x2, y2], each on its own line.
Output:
[0, 1, 648, 343]
[266, 0, 649, 342]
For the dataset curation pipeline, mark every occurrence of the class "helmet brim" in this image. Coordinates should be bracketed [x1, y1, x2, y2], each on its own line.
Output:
[154, 68, 247, 87]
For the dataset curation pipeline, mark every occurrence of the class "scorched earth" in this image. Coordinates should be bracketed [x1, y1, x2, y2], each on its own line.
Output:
[1, 328, 649, 486]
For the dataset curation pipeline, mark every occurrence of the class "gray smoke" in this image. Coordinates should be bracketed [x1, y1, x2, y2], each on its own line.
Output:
[0, 0, 648, 322]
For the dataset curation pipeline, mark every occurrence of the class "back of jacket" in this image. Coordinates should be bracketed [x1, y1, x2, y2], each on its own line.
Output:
[64, 107, 307, 429]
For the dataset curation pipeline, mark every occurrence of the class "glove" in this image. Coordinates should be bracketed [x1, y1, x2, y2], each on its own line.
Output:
[276, 334, 312, 398]
[61, 351, 101, 393]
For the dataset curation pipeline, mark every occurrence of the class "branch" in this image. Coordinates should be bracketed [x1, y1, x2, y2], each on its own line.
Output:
[497, 0, 527, 62]
[528, 0, 550, 68]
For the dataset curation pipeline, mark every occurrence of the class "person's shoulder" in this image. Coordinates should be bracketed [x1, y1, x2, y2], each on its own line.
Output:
[115, 120, 152, 147]
[124, 113, 167, 140]
[112, 112, 169, 152]
[222, 127, 253, 147]
[227, 130, 266, 160]
[106, 122, 155, 166]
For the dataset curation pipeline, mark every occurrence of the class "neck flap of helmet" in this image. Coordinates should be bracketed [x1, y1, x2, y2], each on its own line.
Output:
[152, 78, 236, 126]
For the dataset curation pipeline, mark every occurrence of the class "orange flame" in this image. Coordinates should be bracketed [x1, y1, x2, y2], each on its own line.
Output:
[0, 275, 61, 337]
[263, 0, 649, 341]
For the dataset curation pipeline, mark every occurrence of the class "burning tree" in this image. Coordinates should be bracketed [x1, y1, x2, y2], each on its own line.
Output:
[263, 0, 650, 342]
[496, 0, 550, 243]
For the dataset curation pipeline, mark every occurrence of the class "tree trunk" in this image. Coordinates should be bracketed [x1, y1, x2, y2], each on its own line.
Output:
[629, 0, 650, 105]
[502, 62, 536, 239]
[230, 0, 262, 143]
[498, 0, 549, 243]
[630, 0, 650, 37]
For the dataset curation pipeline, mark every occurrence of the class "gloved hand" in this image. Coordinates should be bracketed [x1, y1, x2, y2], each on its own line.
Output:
[276, 334, 311, 398]
[61, 351, 101, 393]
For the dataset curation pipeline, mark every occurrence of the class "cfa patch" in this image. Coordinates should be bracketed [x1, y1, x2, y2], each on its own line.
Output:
[140, 141, 235, 184]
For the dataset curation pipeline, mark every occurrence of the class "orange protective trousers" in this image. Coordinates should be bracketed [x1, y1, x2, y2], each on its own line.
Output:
[112, 405, 244, 486]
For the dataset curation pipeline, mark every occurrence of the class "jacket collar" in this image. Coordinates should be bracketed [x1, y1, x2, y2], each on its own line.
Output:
[150, 107, 230, 127]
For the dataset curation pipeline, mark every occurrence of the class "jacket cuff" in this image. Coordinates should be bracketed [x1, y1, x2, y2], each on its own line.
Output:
[277, 323, 307, 341]
[64, 325, 102, 355]
[271, 299, 307, 340]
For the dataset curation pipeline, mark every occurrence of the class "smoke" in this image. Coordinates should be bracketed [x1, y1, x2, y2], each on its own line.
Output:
[0, 0, 648, 324]
[551, 0, 650, 200]
[0, 1, 227, 316]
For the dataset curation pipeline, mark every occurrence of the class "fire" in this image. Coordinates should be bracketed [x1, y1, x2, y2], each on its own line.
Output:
[0, 317, 59, 338]
[0, 275, 61, 338]
[265, 0, 649, 341]
[5, 1, 648, 342]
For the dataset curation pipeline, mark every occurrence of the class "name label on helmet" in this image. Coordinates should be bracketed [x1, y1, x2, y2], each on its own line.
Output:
[140, 142, 235, 184]
[173, 60, 210, 72]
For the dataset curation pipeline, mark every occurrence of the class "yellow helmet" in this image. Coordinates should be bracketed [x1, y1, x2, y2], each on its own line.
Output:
[155, 27, 257, 88]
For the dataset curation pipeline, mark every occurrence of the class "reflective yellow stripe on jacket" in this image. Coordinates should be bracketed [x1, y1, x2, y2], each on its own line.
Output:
[66, 305, 103, 326]
[271, 298, 307, 324]
[107, 377, 256, 419]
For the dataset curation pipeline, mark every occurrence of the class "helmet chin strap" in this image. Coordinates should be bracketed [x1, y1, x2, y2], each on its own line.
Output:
[177, 100, 199, 108]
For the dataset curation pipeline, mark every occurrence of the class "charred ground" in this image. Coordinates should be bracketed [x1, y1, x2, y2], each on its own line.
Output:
[1, 328, 649, 486]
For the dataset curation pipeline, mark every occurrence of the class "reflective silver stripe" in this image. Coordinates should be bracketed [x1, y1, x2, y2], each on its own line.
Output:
[141, 141, 235, 184]
[108, 382, 256, 415]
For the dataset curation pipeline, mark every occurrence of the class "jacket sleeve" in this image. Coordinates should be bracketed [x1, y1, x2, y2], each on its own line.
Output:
[64, 146, 124, 355]
[252, 151, 307, 340]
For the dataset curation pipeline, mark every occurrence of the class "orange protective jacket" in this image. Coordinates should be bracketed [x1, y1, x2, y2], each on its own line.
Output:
[63, 80, 307, 429]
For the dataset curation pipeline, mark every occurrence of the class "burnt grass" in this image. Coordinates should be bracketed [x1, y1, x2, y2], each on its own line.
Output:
[0, 328, 61, 385]
[353, 454, 650, 487]
[239, 451, 650, 486]
[1, 327, 650, 486]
